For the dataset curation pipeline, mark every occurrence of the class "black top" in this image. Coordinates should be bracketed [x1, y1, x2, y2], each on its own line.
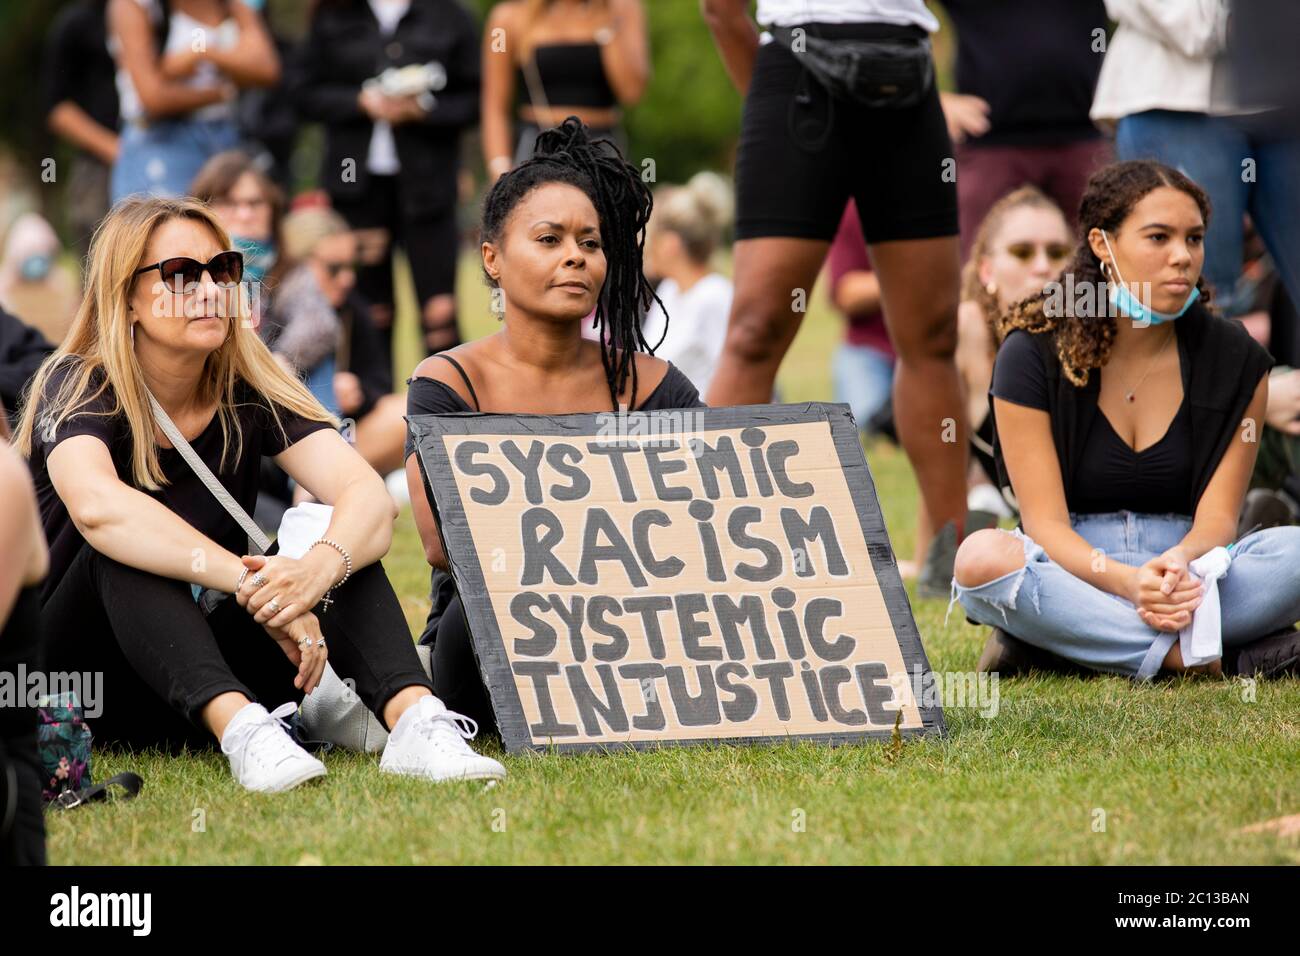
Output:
[28, 360, 333, 603]
[988, 305, 1274, 521]
[941, 0, 1106, 147]
[292, 0, 481, 217]
[992, 329, 1194, 515]
[0, 308, 54, 432]
[518, 43, 616, 109]
[405, 357, 705, 642]
[403, 357, 705, 458]
[40, 0, 120, 140]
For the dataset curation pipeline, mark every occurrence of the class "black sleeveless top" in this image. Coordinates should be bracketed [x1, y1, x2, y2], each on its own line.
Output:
[404, 355, 705, 644]
[517, 43, 616, 109]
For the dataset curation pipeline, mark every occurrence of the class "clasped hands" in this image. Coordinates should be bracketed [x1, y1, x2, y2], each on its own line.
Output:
[234, 548, 346, 695]
[1127, 546, 1204, 633]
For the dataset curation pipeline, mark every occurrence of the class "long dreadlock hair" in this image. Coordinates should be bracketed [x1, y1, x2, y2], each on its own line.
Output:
[998, 160, 1216, 387]
[480, 116, 662, 410]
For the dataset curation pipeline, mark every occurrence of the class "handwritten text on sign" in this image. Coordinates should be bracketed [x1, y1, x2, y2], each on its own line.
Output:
[444, 420, 922, 745]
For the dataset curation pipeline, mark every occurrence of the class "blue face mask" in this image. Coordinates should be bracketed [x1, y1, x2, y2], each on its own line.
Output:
[1101, 229, 1200, 325]
[20, 254, 52, 282]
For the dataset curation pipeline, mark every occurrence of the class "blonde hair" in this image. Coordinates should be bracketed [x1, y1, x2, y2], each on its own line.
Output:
[281, 206, 351, 266]
[652, 172, 734, 264]
[959, 185, 1067, 351]
[15, 195, 334, 489]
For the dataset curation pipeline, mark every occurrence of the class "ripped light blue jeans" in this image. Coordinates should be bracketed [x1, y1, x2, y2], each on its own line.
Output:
[951, 512, 1300, 680]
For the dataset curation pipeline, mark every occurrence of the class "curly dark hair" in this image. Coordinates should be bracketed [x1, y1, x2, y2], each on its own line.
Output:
[998, 160, 1215, 386]
[480, 116, 661, 410]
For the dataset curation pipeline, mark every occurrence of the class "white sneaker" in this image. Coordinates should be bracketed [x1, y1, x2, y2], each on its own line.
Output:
[221, 701, 328, 793]
[379, 695, 506, 782]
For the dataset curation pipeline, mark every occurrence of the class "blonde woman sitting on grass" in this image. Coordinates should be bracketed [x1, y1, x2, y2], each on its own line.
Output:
[17, 196, 504, 792]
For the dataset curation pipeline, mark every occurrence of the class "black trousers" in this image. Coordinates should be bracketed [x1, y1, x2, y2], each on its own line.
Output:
[426, 592, 498, 739]
[1, 587, 46, 866]
[332, 173, 461, 365]
[40, 544, 433, 753]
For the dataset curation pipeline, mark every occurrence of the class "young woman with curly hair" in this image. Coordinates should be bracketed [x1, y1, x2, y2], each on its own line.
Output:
[951, 160, 1300, 680]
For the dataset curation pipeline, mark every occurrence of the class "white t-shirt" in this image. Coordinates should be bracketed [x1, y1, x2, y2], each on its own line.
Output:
[114, 0, 240, 123]
[366, 0, 411, 176]
[640, 273, 733, 397]
[756, 0, 939, 31]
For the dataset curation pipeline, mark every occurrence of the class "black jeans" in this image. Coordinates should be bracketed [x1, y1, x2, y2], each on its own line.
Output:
[40, 544, 433, 752]
[426, 592, 498, 739]
[332, 173, 461, 365]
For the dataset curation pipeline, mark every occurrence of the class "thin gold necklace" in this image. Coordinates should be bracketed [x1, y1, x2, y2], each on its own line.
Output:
[1120, 327, 1175, 403]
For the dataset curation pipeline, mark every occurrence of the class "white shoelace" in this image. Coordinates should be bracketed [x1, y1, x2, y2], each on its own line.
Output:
[410, 703, 479, 753]
[223, 702, 304, 769]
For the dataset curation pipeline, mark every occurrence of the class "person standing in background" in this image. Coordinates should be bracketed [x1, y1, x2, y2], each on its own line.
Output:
[938, 0, 1110, 258]
[108, 0, 281, 203]
[481, 0, 650, 183]
[701, 0, 971, 599]
[294, 0, 481, 366]
[42, 0, 121, 264]
[826, 199, 895, 436]
[1092, 0, 1300, 321]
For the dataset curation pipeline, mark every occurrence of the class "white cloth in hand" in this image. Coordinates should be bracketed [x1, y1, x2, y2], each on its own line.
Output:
[1177, 546, 1232, 668]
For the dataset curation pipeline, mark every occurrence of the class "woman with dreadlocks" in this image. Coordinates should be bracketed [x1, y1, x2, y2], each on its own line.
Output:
[951, 160, 1300, 682]
[404, 117, 704, 734]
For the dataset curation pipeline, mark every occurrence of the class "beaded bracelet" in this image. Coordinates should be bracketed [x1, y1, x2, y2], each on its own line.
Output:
[311, 538, 353, 612]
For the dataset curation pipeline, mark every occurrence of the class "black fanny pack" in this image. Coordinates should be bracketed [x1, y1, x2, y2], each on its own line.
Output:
[771, 26, 934, 109]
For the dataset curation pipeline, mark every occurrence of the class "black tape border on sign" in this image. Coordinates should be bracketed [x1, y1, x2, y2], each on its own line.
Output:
[409, 402, 946, 754]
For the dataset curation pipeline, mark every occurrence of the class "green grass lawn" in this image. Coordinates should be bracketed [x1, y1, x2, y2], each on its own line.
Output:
[44, 255, 1300, 865]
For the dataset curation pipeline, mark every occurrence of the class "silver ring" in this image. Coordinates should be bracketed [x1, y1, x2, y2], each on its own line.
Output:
[251, 572, 267, 588]
[268, 596, 282, 614]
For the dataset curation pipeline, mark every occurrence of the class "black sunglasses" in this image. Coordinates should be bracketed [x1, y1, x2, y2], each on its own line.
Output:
[134, 251, 245, 293]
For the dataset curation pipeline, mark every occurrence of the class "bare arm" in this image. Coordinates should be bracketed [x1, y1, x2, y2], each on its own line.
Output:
[700, 0, 759, 93]
[275, 428, 397, 573]
[833, 270, 882, 316]
[405, 355, 477, 570]
[199, 0, 281, 88]
[0, 447, 48, 624]
[47, 434, 247, 590]
[406, 451, 448, 570]
[1174, 375, 1268, 560]
[481, 3, 517, 177]
[47, 101, 120, 165]
[994, 397, 1143, 599]
[600, 0, 651, 104]
[234, 428, 399, 628]
[109, 0, 229, 119]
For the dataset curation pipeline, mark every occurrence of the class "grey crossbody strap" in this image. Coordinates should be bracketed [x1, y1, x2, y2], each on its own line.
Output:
[147, 392, 271, 555]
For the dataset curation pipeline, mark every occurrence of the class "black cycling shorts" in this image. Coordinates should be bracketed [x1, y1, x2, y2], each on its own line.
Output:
[734, 22, 959, 244]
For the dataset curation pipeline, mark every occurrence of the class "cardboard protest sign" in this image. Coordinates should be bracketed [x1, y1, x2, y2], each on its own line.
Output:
[409, 402, 944, 754]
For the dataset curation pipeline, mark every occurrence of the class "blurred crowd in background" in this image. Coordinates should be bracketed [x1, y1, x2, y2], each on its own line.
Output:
[1, 0, 1299, 552]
